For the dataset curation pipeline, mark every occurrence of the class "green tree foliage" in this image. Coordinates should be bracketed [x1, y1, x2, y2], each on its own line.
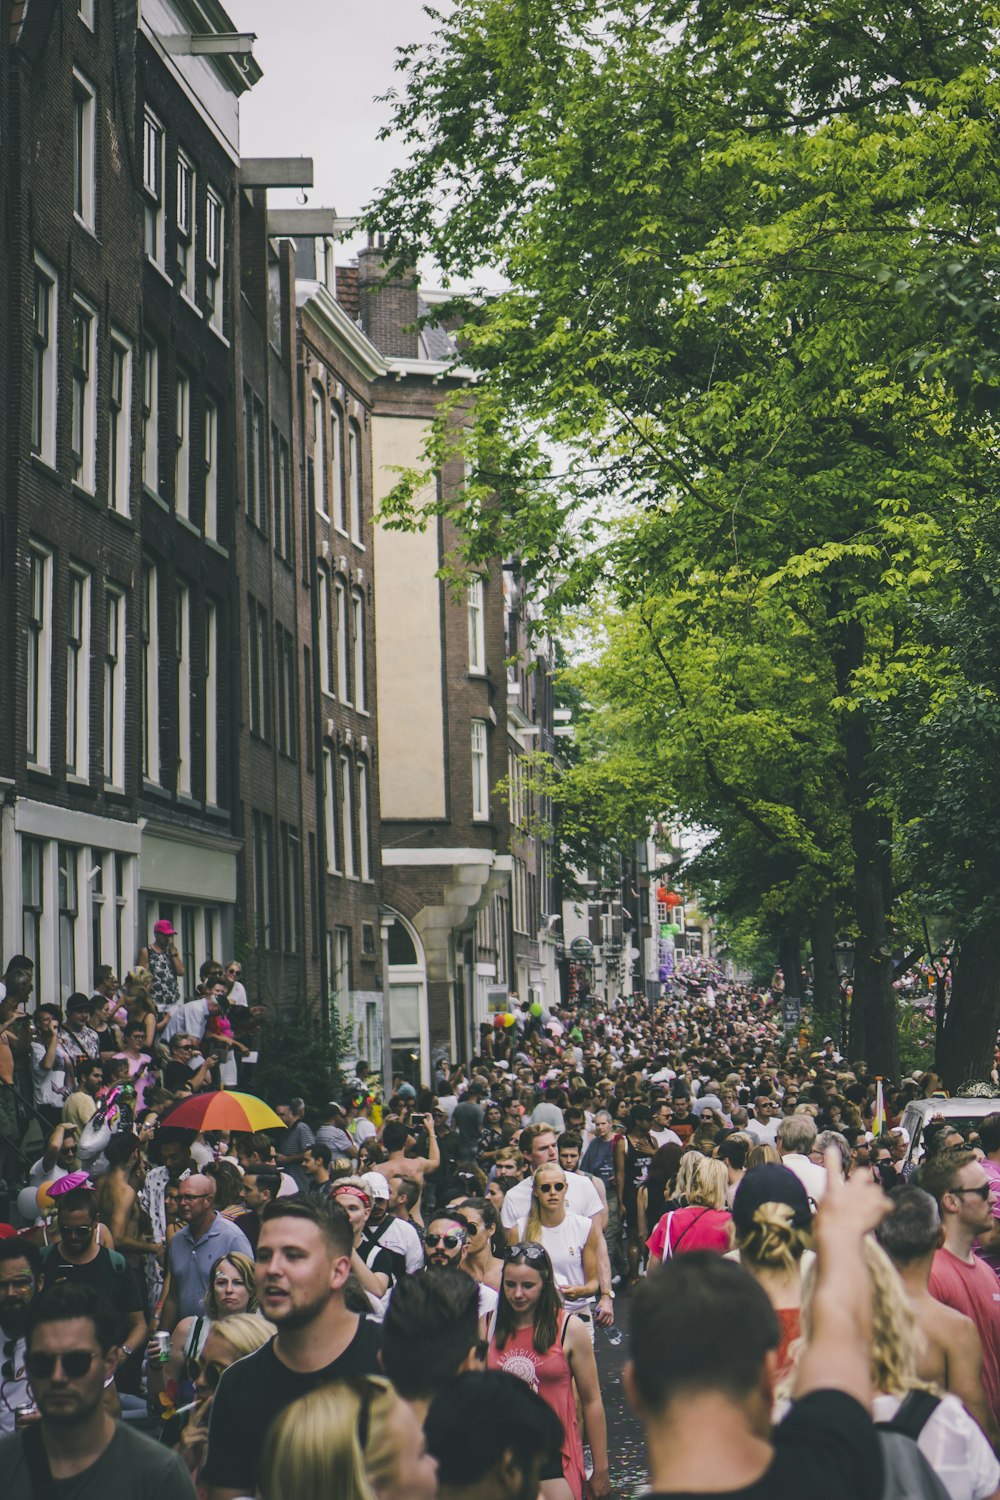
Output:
[366, 0, 1000, 1079]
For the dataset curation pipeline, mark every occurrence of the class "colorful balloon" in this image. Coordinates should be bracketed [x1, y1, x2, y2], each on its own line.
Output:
[503, 1012, 516, 1028]
[529, 1002, 543, 1017]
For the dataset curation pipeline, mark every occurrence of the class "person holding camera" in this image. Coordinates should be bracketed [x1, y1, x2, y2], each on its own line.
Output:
[138, 920, 185, 1014]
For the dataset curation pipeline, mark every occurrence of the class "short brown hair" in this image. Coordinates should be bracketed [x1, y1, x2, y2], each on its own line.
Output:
[519, 1123, 557, 1158]
[917, 1147, 978, 1209]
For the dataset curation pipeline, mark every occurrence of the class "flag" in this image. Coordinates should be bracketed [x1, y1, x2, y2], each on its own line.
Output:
[873, 1077, 885, 1136]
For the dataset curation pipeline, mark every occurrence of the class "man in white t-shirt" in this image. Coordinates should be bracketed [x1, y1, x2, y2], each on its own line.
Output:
[650, 1099, 683, 1149]
[745, 1094, 781, 1146]
[778, 1113, 828, 1203]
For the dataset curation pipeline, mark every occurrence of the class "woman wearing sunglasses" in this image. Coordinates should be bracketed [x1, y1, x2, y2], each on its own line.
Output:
[513, 1166, 601, 1335]
[175, 1312, 275, 1490]
[487, 1244, 610, 1500]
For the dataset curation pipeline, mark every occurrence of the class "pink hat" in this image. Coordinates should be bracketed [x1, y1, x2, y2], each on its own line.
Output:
[154, 919, 177, 937]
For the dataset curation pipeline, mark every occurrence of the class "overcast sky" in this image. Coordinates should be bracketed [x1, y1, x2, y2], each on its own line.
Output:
[231, 1, 441, 258]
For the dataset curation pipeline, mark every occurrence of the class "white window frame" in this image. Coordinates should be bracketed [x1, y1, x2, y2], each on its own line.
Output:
[141, 561, 160, 784]
[27, 544, 53, 772]
[204, 395, 218, 539]
[471, 718, 489, 821]
[312, 384, 328, 518]
[72, 72, 97, 232]
[141, 339, 159, 495]
[70, 297, 97, 493]
[468, 576, 485, 673]
[323, 746, 339, 872]
[175, 368, 191, 518]
[358, 761, 372, 882]
[32, 257, 58, 466]
[205, 185, 224, 331]
[66, 567, 91, 780]
[176, 583, 191, 795]
[331, 404, 346, 531]
[176, 150, 196, 302]
[108, 331, 132, 515]
[77, 0, 95, 28]
[351, 589, 367, 712]
[205, 601, 218, 805]
[335, 577, 350, 704]
[348, 420, 363, 542]
[253, 810, 274, 950]
[317, 566, 333, 697]
[340, 753, 356, 878]
[142, 109, 165, 266]
[104, 587, 126, 791]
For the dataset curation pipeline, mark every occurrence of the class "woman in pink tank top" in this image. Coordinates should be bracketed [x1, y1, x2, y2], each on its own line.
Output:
[487, 1243, 610, 1499]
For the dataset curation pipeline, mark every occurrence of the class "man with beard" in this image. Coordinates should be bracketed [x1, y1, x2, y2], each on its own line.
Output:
[423, 1212, 498, 1318]
[202, 1195, 381, 1500]
[0, 1238, 41, 1435]
[0, 1284, 191, 1497]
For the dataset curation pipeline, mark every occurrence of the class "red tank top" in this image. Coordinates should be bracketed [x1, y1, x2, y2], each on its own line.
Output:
[488, 1311, 586, 1500]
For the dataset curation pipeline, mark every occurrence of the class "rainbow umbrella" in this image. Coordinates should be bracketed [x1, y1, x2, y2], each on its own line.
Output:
[160, 1090, 284, 1133]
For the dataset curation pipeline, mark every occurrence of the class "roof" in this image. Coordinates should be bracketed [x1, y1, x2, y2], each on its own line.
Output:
[417, 295, 458, 362]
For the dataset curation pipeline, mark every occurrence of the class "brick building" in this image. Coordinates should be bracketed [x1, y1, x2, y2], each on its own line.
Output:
[0, 0, 257, 998]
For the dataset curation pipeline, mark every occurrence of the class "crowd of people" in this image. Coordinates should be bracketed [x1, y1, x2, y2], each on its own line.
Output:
[1, 937, 1000, 1499]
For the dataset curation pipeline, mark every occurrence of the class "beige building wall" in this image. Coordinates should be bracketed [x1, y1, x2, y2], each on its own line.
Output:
[372, 414, 446, 819]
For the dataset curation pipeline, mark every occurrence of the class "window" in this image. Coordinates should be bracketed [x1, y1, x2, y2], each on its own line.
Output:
[348, 420, 363, 541]
[340, 754, 356, 878]
[31, 260, 58, 464]
[104, 588, 126, 790]
[27, 544, 53, 770]
[247, 596, 271, 740]
[323, 746, 339, 872]
[176, 151, 196, 300]
[108, 333, 131, 514]
[141, 339, 159, 493]
[312, 385, 328, 518]
[175, 369, 191, 518]
[275, 625, 296, 760]
[142, 110, 165, 264]
[205, 602, 218, 804]
[468, 576, 485, 673]
[252, 811, 274, 950]
[70, 300, 97, 492]
[244, 387, 266, 529]
[273, 431, 291, 559]
[331, 926, 351, 1014]
[58, 844, 79, 1001]
[204, 396, 218, 539]
[205, 186, 224, 330]
[351, 590, 367, 712]
[91, 850, 105, 970]
[335, 578, 350, 703]
[176, 584, 191, 794]
[141, 562, 159, 782]
[72, 73, 96, 230]
[280, 824, 302, 953]
[331, 404, 345, 530]
[358, 761, 372, 881]
[317, 567, 333, 696]
[471, 719, 489, 820]
[303, 647, 314, 770]
[66, 568, 90, 779]
[22, 838, 43, 985]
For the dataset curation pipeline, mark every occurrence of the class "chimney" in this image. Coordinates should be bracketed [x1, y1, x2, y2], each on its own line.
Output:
[357, 234, 420, 360]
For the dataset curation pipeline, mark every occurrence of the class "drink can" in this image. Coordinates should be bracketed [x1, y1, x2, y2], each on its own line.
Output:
[14, 1403, 39, 1428]
[153, 1332, 172, 1360]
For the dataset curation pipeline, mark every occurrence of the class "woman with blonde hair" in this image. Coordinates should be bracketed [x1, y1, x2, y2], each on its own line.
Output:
[514, 1164, 601, 1329]
[730, 1164, 813, 1379]
[746, 1142, 782, 1169]
[646, 1153, 732, 1260]
[176, 1313, 276, 1487]
[257, 1376, 438, 1500]
[799, 1240, 1000, 1500]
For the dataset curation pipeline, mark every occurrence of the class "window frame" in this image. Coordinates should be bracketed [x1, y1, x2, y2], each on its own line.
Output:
[204, 394, 218, 540]
[108, 331, 132, 515]
[72, 71, 97, 232]
[142, 109, 165, 266]
[176, 582, 192, 795]
[141, 560, 160, 784]
[205, 185, 224, 332]
[348, 419, 364, 542]
[26, 544, 54, 772]
[103, 587, 126, 792]
[351, 588, 367, 713]
[468, 576, 486, 674]
[141, 338, 159, 495]
[174, 367, 191, 519]
[66, 566, 91, 780]
[70, 297, 97, 492]
[31, 258, 58, 466]
[176, 150, 196, 302]
[471, 718, 489, 821]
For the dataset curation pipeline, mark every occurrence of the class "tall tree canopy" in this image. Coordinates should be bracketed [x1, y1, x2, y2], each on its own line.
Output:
[366, 1, 1000, 1081]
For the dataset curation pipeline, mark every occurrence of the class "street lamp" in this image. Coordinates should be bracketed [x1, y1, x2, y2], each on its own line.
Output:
[832, 940, 855, 1052]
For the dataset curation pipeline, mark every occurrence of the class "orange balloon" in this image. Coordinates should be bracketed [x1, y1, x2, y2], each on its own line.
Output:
[36, 1180, 57, 1215]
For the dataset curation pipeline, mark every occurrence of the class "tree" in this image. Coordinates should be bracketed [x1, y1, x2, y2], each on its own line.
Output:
[366, 0, 1000, 1077]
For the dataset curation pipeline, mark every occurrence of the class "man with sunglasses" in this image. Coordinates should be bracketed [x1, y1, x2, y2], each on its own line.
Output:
[0, 1284, 192, 1497]
[0, 1238, 41, 1436]
[922, 1148, 1000, 1431]
[424, 1214, 498, 1317]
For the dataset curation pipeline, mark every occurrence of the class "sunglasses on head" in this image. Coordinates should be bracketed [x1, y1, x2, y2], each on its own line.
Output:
[504, 1242, 549, 1264]
[425, 1231, 466, 1250]
[26, 1349, 98, 1380]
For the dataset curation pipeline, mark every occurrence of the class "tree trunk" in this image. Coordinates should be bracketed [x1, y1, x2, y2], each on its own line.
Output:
[778, 935, 802, 998]
[809, 894, 838, 1031]
[937, 920, 1000, 1091]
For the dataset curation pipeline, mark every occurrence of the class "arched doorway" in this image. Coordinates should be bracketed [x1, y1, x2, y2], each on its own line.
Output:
[382, 910, 430, 1087]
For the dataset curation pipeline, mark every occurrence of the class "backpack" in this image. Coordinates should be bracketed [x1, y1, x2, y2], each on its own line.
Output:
[876, 1391, 950, 1500]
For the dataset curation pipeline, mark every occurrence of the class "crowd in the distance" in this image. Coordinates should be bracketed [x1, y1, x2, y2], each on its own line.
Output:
[2, 937, 1000, 1500]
